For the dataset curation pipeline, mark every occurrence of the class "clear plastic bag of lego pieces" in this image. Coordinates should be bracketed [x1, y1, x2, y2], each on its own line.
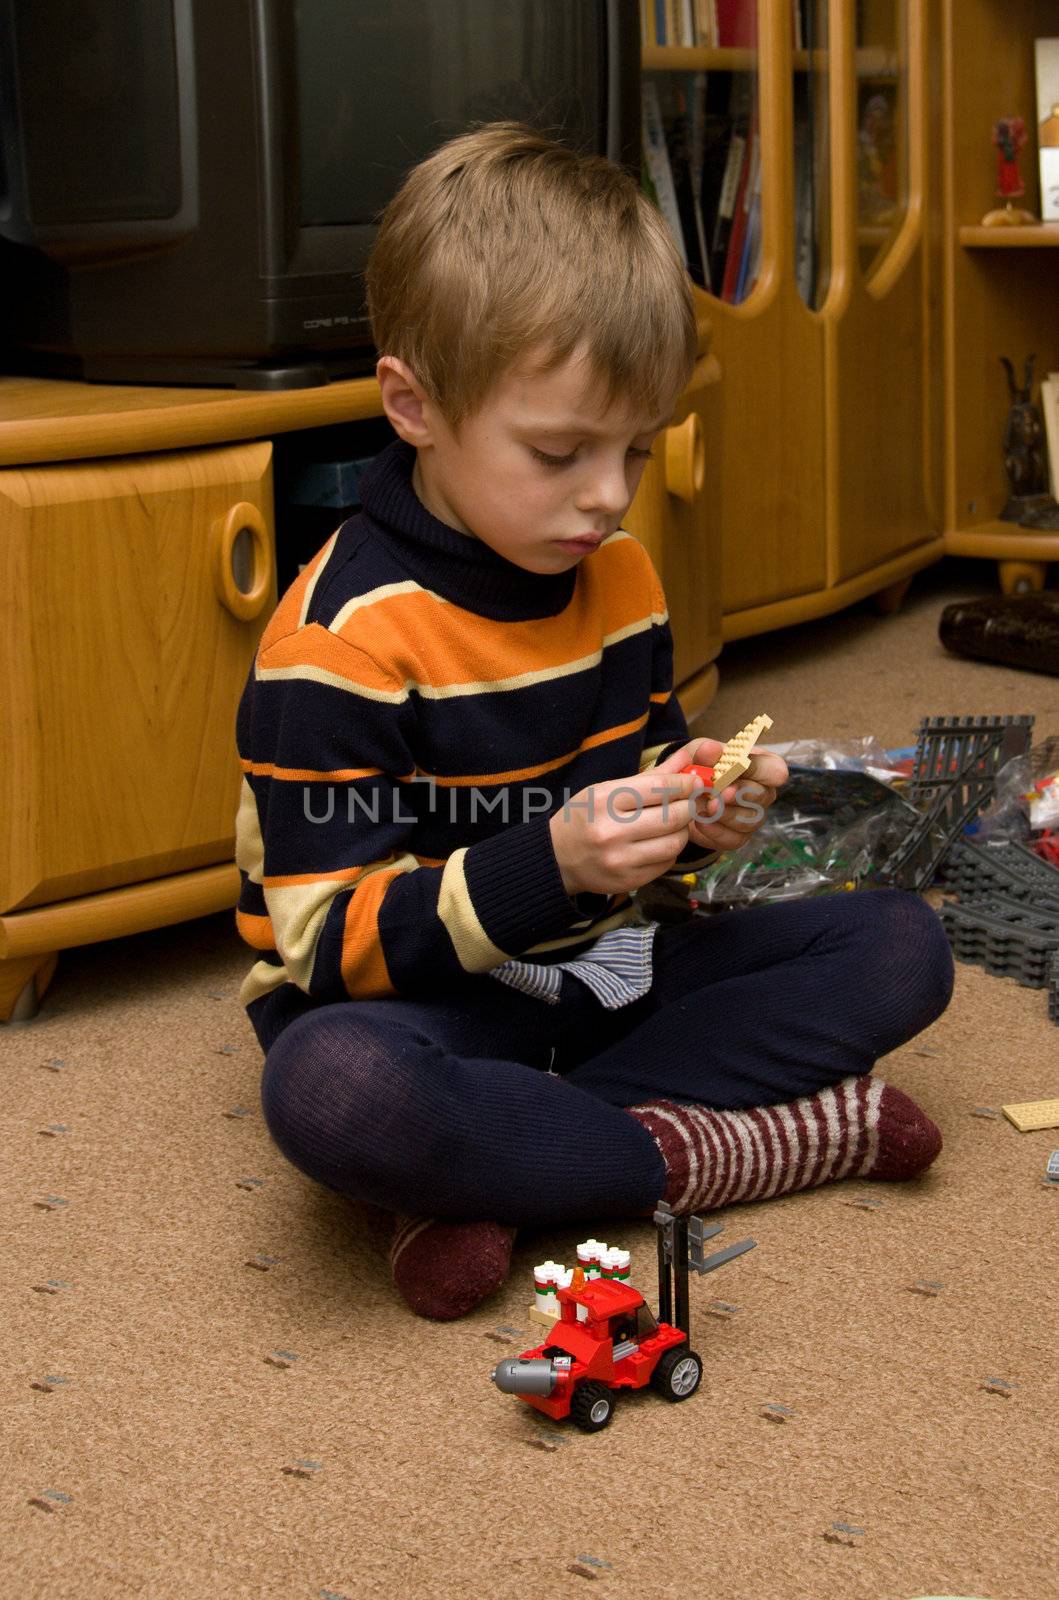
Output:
[966, 734, 1059, 844]
[768, 736, 912, 786]
[690, 764, 926, 909]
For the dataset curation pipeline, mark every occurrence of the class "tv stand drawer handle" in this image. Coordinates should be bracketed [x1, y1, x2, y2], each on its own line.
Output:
[213, 501, 273, 621]
[664, 413, 705, 504]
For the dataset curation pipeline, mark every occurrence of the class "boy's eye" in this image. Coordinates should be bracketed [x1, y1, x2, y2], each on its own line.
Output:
[530, 446, 655, 469]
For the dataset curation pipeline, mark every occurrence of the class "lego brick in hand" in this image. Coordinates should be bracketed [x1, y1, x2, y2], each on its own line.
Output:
[627, 1075, 942, 1215]
[388, 1214, 516, 1320]
[709, 714, 774, 792]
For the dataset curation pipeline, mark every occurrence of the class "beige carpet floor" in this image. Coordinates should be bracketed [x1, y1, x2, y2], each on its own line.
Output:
[4, 556, 1058, 1600]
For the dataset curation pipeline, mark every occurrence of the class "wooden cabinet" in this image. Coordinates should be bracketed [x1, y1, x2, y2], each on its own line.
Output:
[937, 0, 1059, 594]
[1, 442, 274, 913]
[643, 0, 946, 639]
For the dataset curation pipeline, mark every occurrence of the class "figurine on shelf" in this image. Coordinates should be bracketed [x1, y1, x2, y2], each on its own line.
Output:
[999, 355, 1055, 524]
[981, 116, 1036, 226]
[857, 91, 899, 224]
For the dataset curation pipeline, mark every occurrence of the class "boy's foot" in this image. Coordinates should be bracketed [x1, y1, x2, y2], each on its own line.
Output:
[379, 1213, 516, 1320]
[628, 1074, 941, 1215]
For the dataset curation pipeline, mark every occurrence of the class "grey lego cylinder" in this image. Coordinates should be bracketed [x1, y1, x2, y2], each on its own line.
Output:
[490, 1357, 559, 1397]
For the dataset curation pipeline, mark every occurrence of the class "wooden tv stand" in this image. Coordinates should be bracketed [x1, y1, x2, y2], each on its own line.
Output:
[0, 352, 721, 1022]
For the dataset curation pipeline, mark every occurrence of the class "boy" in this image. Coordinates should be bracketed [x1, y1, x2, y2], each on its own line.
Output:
[234, 123, 953, 1321]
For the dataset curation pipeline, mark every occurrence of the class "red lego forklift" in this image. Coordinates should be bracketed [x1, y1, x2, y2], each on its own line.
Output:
[491, 1203, 756, 1432]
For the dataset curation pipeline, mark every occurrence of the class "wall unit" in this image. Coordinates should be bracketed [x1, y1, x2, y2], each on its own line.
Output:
[642, 0, 946, 640]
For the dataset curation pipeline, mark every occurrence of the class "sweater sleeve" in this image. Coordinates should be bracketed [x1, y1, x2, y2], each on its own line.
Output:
[235, 624, 587, 1002]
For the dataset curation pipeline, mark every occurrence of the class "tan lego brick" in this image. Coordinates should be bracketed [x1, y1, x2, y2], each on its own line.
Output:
[711, 713, 774, 791]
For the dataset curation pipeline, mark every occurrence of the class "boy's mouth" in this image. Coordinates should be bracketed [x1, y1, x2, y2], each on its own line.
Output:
[556, 533, 605, 551]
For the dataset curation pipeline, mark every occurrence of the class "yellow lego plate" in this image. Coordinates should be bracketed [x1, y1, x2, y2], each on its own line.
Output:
[1001, 1098, 1059, 1132]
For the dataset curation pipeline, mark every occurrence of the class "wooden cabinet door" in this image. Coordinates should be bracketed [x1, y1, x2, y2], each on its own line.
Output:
[827, 0, 938, 583]
[625, 319, 723, 693]
[694, 2, 830, 621]
[0, 441, 275, 912]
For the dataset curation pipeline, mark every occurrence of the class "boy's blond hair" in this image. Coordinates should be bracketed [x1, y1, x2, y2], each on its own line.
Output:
[365, 121, 698, 434]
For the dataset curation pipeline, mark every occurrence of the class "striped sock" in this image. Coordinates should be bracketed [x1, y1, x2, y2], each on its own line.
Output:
[627, 1075, 942, 1215]
[387, 1214, 516, 1321]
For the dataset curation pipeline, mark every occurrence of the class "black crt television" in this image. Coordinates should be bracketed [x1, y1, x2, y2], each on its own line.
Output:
[0, 0, 642, 390]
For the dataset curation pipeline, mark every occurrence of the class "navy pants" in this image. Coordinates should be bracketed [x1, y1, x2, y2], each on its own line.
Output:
[254, 889, 953, 1228]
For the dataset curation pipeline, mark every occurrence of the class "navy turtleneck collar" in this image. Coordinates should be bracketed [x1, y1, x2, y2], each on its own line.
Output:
[356, 437, 577, 623]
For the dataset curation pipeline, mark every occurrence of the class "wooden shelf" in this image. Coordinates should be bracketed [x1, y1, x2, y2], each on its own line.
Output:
[642, 44, 897, 75]
[0, 372, 383, 466]
[959, 224, 1059, 248]
[643, 45, 759, 72]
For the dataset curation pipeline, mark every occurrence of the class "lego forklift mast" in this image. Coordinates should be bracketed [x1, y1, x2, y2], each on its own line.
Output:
[654, 1201, 757, 1333]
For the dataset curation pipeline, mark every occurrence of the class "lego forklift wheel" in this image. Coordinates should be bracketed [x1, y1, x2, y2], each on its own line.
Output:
[651, 1346, 703, 1401]
[570, 1382, 616, 1432]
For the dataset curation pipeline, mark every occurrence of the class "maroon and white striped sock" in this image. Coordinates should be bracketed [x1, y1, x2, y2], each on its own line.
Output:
[628, 1075, 942, 1215]
[387, 1214, 516, 1321]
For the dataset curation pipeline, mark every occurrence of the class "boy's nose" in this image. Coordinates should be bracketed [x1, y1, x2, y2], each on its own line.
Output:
[577, 463, 632, 518]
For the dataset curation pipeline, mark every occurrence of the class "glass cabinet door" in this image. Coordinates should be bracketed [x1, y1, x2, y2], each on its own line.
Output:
[794, 0, 831, 308]
[641, 1, 761, 305]
[855, 0, 909, 279]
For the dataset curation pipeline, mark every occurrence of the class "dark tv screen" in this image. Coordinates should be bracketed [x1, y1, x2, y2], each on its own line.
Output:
[296, 0, 607, 227]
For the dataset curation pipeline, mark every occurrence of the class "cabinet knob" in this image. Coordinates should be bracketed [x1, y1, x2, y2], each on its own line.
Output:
[664, 413, 705, 503]
[213, 501, 273, 620]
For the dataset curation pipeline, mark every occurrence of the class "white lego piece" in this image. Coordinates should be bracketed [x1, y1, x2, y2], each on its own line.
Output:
[576, 1239, 607, 1278]
[600, 1246, 631, 1283]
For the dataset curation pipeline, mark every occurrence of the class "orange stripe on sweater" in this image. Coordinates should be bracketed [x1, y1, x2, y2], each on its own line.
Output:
[423, 712, 651, 786]
[339, 870, 398, 998]
[235, 910, 276, 951]
[240, 757, 414, 783]
[259, 540, 340, 650]
[258, 622, 395, 689]
[331, 538, 663, 688]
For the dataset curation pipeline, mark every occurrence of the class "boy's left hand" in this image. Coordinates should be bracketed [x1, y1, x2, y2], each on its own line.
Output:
[657, 737, 789, 854]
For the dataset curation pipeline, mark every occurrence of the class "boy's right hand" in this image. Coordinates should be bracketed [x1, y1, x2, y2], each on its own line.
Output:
[548, 763, 708, 898]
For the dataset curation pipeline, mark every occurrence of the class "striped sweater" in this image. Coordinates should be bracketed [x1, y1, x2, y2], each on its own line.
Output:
[234, 436, 712, 1037]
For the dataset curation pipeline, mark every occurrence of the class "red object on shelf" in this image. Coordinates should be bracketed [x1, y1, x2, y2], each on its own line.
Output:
[715, 0, 759, 48]
[680, 763, 716, 787]
[720, 116, 757, 303]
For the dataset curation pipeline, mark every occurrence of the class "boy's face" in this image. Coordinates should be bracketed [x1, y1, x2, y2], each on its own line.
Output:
[377, 344, 673, 574]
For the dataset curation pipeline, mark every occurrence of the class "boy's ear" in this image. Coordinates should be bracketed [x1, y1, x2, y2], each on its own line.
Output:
[376, 355, 435, 447]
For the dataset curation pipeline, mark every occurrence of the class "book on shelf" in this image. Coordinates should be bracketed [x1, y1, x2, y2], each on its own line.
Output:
[1036, 39, 1059, 223]
[680, 72, 714, 291]
[715, 0, 758, 49]
[643, 0, 806, 51]
[643, 73, 713, 289]
[642, 77, 689, 267]
[735, 150, 763, 303]
[706, 73, 753, 288]
[720, 112, 758, 302]
[647, 0, 717, 47]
